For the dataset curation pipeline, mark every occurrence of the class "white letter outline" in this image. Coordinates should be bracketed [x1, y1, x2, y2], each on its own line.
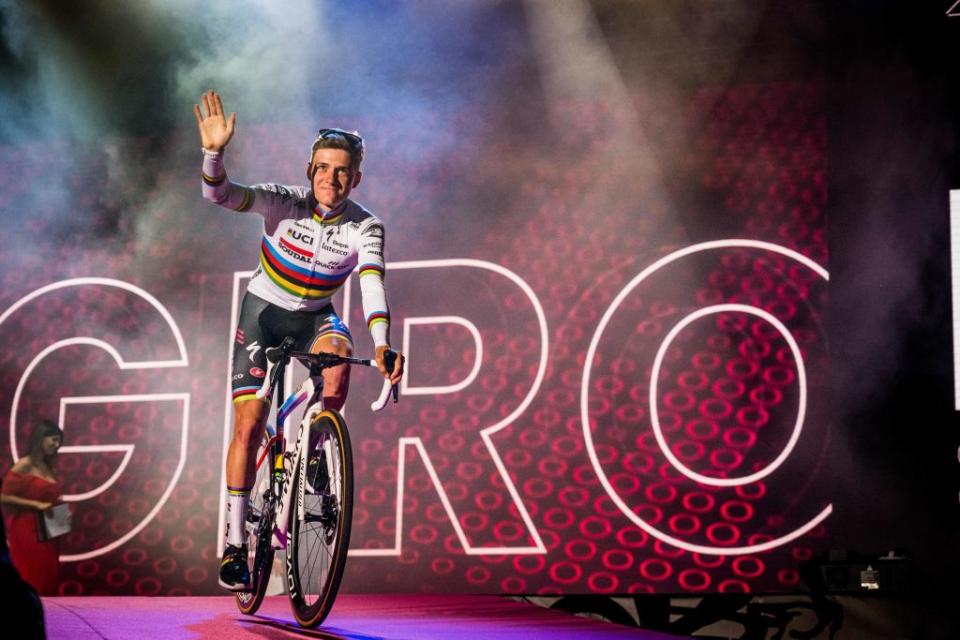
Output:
[347, 259, 548, 556]
[401, 316, 483, 396]
[581, 239, 831, 555]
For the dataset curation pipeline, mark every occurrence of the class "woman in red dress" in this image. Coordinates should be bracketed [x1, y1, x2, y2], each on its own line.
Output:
[1, 420, 65, 596]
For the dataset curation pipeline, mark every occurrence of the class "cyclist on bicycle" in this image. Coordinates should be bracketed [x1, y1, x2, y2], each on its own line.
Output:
[194, 90, 405, 590]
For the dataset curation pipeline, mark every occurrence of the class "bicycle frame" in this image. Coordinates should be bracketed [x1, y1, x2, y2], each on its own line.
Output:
[253, 345, 395, 552]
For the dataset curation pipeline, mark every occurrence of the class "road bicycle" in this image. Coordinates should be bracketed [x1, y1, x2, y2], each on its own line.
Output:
[234, 336, 397, 627]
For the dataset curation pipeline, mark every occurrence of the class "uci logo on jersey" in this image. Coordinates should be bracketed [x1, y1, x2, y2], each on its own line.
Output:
[287, 228, 315, 245]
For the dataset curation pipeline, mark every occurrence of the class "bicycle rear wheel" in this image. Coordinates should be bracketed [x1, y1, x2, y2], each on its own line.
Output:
[235, 431, 277, 615]
[286, 409, 353, 628]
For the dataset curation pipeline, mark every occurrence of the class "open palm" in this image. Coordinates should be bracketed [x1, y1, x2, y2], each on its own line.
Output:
[194, 90, 236, 152]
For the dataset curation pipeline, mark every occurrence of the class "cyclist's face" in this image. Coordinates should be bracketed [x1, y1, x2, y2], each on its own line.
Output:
[309, 148, 361, 211]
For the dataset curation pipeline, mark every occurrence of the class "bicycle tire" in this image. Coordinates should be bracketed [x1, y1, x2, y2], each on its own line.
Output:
[285, 408, 353, 628]
[235, 432, 277, 615]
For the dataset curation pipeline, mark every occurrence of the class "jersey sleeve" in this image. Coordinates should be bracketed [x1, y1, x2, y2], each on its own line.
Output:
[201, 149, 299, 230]
[357, 218, 390, 347]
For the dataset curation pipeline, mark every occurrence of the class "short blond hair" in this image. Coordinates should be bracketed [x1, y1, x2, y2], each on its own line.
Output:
[310, 129, 364, 171]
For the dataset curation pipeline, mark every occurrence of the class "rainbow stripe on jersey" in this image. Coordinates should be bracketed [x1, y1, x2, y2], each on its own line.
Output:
[312, 206, 343, 226]
[366, 310, 390, 331]
[359, 263, 385, 278]
[258, 239, 352, 300]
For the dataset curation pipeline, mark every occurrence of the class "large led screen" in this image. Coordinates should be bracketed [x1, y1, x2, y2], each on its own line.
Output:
[1, 76, 830, 595]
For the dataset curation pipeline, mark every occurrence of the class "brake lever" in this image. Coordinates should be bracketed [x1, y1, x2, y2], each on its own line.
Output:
[383, 349, 399, 404]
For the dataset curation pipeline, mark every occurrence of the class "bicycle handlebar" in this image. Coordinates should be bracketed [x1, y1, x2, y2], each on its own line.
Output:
[259, 338, 399, 412]
[289, 350, 375, 369]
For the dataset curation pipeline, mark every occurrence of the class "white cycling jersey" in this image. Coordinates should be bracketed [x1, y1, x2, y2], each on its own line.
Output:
[201, 149, 390, 346]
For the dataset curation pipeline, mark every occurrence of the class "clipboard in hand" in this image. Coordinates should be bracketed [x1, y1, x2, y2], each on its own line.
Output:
[36, 503, 71, 541]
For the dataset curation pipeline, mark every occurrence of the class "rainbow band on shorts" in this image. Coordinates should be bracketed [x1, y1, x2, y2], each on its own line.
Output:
[313, 314, 354, 348]
[232, 385, 260, 404]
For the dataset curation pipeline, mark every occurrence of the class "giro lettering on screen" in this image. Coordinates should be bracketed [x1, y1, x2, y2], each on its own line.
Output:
[4, 242, 829, 570]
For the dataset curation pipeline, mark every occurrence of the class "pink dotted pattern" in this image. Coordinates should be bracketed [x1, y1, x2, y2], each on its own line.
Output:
[0, 81, 828, 594]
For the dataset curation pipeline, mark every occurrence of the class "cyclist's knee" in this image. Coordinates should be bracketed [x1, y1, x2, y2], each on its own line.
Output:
[322, 368, 350, 411]
[312, 334, 352, 357]
[312, 334, 351, 409]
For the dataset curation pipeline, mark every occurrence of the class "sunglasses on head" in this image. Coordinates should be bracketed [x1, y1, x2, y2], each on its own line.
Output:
[317, 128, 363, 150]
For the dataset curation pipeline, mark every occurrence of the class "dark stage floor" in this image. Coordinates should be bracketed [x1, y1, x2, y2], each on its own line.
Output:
[44, 594, 683, 639]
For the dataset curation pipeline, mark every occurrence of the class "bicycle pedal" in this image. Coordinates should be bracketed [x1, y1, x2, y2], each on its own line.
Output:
[218, 578, 253, 593]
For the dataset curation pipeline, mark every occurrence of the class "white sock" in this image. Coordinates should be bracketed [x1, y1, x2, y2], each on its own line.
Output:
[225, 486, 251, 548]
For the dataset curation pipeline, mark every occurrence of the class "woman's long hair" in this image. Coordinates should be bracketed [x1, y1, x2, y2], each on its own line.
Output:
[27, 419, 64, 467]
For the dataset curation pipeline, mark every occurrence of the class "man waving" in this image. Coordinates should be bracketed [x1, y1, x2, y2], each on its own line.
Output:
[195, 91, 403, 590]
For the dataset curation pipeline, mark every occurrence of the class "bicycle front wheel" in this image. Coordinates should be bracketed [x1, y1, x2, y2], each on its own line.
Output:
[235, 430, 277, 615]
[286, 409, 353, 628]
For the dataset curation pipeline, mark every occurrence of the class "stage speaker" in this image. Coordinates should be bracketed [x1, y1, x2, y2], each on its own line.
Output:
[809, 550, 914, 594]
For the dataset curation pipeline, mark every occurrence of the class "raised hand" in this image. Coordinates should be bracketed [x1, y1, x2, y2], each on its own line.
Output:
[194, 90, 236, 152]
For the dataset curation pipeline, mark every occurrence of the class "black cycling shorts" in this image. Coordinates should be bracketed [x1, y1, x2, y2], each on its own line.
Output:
[231, 293, 353, 403]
